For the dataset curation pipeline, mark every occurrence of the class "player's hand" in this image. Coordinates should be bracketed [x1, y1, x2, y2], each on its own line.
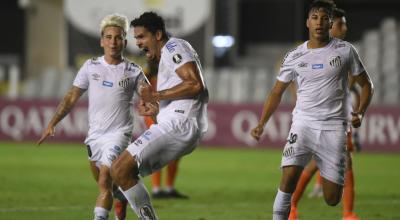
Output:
[138, 99, 159, 116]
[139, 84, 157, 102]
[250, 124, 264, 141]
[351, 111, 363, 128]
[37, 125, 55, 146]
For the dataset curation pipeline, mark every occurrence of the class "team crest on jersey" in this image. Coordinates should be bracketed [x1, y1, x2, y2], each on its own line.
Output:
[329, 56, 342, 68]
[118, 77, 131, 89]
[91, 73, 100, 81]
[173, 54, 182, 64]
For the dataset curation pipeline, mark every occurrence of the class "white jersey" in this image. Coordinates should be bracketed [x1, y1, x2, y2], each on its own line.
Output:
[73, 56, 145, 143]
[277, 38, 365, 130]
[156, 37, 208, 134]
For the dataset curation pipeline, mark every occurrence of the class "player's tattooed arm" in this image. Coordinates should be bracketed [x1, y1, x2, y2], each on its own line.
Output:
[51, 86, 85, 125]
[37, 86, 85, 145]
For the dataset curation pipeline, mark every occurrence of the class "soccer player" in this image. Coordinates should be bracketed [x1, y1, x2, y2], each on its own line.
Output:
[289, 7, 361, 220]
[250, 1, 374, 219]
[142, 62, 189, 200]
[38, 14, 156, 220]
[111, 12, 208, 219]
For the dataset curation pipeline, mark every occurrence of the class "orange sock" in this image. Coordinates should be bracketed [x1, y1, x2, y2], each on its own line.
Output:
[151, 171, 162, 191]
[292, 170, 313, 208]
[343, 169, 355, 216]
[166, 160, 179, 188]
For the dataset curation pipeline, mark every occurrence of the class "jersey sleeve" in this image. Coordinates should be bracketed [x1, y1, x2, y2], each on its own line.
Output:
[73, 60, 90, 89]
[348, 44, 365, 76]
[164, 40, 197, 71]
[276, 52, 296, 83]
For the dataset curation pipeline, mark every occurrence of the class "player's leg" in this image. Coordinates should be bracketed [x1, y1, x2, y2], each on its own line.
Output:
[308, 170, 323, 198]
[151, 170, 167, 198]
[343, 130, 359, 220]
[274, 122, 313, 220]
[289, 159, 318, 220]
[111, 151, 157, 220]
[165, 159, 189, 199]
[94, 165, 113, 220]
[316, 129, 346, 206]
[87, 144, 112, 220]
[113, 184, 127, 220]
[273, 165, 304, 220]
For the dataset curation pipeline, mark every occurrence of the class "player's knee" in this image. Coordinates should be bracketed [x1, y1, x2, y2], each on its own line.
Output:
[324, 193, 341, 206]
[110, 160, 124, 184]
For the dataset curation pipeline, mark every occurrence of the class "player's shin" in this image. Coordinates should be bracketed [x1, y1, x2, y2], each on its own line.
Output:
[273, 189, 292, 220]
[120, 181, 158, 220]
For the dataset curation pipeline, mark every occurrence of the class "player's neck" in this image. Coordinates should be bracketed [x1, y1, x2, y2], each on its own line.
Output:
[156, 39, 168, 61]
[307, 36, 331, 49]
[104, 55, 124, 65]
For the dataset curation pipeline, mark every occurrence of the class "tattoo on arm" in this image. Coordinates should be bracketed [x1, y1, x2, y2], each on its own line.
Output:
[50, 87, 83, 126]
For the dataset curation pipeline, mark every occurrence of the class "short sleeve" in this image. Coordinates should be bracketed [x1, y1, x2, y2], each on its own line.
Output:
[164, 40, 197, 71]
[276, 53, 296, 82]
[73, 60, 90, 89]
[349, 45, 365, 76]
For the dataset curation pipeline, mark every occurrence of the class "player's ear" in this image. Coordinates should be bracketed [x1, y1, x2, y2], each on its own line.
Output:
[100, 35, 104, 48]
[306, 18, 310, 28]
[156, 30, 162, 41]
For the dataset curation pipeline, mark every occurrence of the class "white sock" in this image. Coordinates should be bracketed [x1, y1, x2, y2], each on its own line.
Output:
[94, 206, 109, 220]
[121, 181, 158, 220]
[272, 189, 292, 220]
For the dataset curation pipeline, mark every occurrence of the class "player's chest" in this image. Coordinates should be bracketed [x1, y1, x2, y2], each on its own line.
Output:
[294, 53, 348, 79]
[89, 67, 135, 92]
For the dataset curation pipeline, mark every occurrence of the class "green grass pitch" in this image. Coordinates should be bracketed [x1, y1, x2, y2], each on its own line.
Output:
[0, 142, 399, 220]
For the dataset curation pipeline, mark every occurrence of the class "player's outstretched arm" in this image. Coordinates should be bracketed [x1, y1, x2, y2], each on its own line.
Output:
[37, 86, 85, 145]
[140, 62, 204, 102]
[351, 71, 374, 128]
[251, 80, 290, 141]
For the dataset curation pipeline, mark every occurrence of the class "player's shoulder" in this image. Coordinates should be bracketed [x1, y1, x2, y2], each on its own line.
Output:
[124, 58, 143, 73]
[331, 38, 353, 50]
[281, 42, 307, 65]
[87, 57, 102, 66]
[164, 37, 193, 54]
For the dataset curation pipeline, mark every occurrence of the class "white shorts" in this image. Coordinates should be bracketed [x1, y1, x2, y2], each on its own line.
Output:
[126, 117, 200, 177]
[86, 132, 131, 168]
[281, 122, 347, 185]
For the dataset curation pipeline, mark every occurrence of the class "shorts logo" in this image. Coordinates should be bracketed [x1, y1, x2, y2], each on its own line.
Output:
[133, 138, 143, 146]
[287, 133, 297, 144]
[139, 205, 156, 220]
[283, 146, 294, 158]
[173, 54, 182, 64]
[312, 64, 323, 69]
[102, 81, 113, 87]
[329, 56, 342, 68]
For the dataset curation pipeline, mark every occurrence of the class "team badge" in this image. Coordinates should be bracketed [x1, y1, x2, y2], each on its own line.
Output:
[118, 77, 130, 89]
[173, 54, 182, 64]
[329, 56, 342, 68]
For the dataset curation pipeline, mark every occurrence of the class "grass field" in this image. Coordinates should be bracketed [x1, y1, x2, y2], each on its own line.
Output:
[0, 142, 399, 220]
